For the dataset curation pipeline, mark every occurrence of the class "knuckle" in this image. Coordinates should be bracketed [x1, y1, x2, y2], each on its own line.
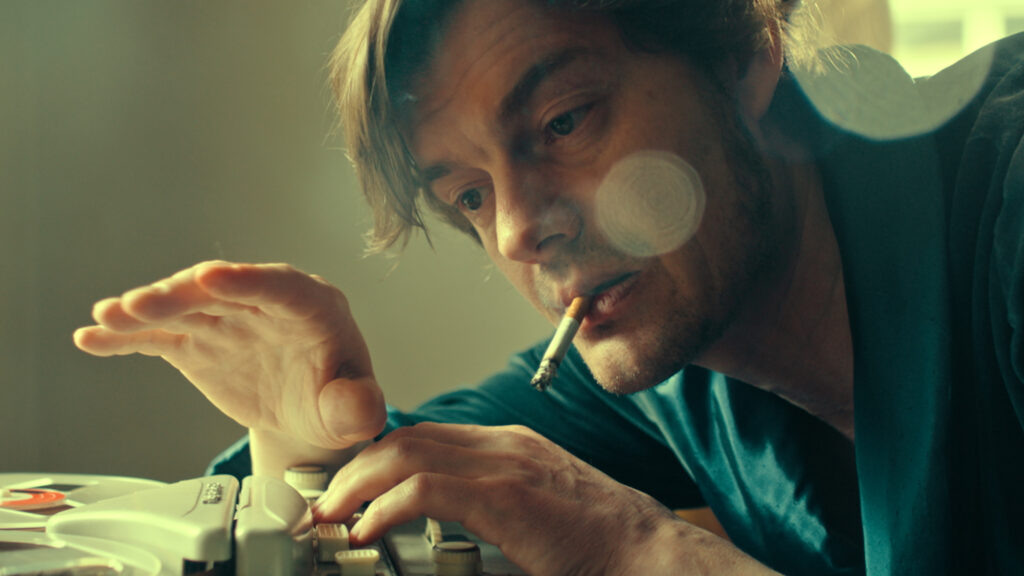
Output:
[363, 494, 387, 518]
[328, 286, 350, 310]
[513, 453, 544, 476]
[503, 426, 545, 451]
[386, 425, 416, 441]
[358, 437, 386, 459]
[487, 476, 530, 507]
[404, 473, 436, 502]
[267, 262, 297, 276]
[388, 436, 420, 460]
[410, 421, 443, 434]
[503, 424, 537, 437]
[194, 260, 232, 277]
[503, 453, 546, 484]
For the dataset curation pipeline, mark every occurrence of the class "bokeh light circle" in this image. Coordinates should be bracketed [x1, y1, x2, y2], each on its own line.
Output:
[595, 151, 706, 258]
[793, 44, 993, 141]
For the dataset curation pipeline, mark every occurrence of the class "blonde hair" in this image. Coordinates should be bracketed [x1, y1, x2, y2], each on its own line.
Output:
[330, 0, 812, 254]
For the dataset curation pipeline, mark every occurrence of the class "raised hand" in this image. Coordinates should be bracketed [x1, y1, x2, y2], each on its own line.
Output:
[74, 261, 386, 450]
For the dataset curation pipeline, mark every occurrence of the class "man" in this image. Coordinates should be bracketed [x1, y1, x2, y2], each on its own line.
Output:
[74, 0, 1024, 574]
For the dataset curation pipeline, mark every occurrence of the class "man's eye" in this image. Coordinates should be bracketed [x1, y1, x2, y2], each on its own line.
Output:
[457, 188, 483, 211]
[545, 104, 592, 139]
[548, 112, 576, 137]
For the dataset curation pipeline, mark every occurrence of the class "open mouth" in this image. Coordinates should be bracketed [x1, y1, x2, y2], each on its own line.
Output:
[585, 272, 640, 325]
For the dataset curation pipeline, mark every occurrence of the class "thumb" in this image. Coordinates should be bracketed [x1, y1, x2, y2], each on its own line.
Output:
[317, 376, 387, 449]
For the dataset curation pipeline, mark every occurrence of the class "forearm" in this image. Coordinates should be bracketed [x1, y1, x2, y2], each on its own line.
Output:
[612, 515, 781, 576]
[249, 427, 369, 480]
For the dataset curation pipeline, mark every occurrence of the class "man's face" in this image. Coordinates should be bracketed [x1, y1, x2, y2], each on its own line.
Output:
[406, 0, 783, 393]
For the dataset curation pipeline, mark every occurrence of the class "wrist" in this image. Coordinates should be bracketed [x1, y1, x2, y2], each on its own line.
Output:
[249, 427, 369, 479]
[609, 512, 780, 575]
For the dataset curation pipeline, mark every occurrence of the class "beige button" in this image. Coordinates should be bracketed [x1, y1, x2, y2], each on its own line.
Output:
[316, 523, 350, 562]
[285, 465, 329, 500]
[432, 541, 482, 576]
[335, 548, 380, 576]
[424, 517, 444, 546]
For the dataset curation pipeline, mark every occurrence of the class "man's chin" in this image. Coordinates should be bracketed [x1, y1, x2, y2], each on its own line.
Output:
[573, 301, 719, 395]
[578, 338, 691, 396]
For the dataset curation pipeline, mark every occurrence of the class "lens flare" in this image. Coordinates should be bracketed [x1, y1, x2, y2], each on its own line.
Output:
[595, 151, 706, 258]
[793, 44, 992, 141]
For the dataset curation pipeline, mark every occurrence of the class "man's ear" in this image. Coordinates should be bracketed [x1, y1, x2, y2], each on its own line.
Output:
[737, 21, 784, 126]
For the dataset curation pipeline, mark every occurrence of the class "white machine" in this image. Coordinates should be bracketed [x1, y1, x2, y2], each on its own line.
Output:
[0, 472, 526, 576]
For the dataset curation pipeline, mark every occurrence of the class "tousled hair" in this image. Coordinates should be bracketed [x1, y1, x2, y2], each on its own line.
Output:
[330, 0, 810, 254]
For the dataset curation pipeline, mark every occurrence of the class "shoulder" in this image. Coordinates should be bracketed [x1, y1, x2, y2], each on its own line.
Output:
[936, 33, 1024, 403]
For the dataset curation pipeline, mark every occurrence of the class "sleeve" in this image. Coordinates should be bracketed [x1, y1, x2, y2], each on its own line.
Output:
[206, 341, 703, 509]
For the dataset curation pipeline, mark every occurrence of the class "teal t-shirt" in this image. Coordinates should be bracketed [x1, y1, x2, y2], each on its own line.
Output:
[211, 34, 1024, 575]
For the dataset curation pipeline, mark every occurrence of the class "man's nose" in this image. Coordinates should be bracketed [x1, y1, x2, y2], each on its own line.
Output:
[494, 169, 580, 263]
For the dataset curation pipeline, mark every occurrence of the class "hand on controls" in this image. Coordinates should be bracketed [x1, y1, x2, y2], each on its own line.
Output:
[312, 422, 743, 575]
[73, 261, 386, 449]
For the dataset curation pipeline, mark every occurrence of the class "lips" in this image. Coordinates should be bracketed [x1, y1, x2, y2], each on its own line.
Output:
[589, 272, 638, 316]
[558, 271, 639, 329]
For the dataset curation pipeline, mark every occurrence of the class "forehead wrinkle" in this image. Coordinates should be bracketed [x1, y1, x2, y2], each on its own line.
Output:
[414, 3, 537, 121]
[407, 2, 618, 188]
[408, 12, 540, 182]
[412, 0, 606, 129]
[414, 46, 590, 178]
[498, 48, 590, 124]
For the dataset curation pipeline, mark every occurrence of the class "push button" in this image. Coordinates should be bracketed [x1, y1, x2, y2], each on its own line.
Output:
[432, 540, 482, 576]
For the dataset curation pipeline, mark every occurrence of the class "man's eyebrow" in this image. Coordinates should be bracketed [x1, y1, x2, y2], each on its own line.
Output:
[498, 48, 589, 123]
[422, 164, 450, 185]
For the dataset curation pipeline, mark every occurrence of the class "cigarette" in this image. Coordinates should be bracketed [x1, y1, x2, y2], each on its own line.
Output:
[531, 295, 592, 391]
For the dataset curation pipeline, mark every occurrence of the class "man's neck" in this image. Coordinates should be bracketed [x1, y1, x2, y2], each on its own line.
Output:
[697, 156, 855, 441]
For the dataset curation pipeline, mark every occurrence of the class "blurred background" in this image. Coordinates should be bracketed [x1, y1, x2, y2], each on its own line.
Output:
[2, 0, 1023, 482]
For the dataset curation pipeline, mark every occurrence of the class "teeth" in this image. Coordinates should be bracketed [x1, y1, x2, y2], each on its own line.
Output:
[591, 276, 632, 314]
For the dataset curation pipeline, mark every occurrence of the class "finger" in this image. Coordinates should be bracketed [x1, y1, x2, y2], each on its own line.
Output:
[74, 325, 186, 358]
[92, 296, 227, 334]
[196, 263, 345, 321]
[90, 263, 253, 331]
[120, 268, 256, 323]
[318, 424, 484, 499]
[314, 438, 502, 521]
[318, 377, 387, 446]
[92, 297, 147, 331]
[317, 423, 540, 509]
[346, 473, 480, 546]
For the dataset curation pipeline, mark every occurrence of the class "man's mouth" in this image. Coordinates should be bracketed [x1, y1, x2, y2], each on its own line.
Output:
[582, 272, 640, 325]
